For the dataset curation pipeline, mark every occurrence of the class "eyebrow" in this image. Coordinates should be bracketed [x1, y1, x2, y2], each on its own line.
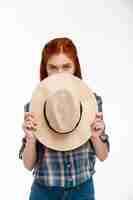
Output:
[48, 63, 72, 67]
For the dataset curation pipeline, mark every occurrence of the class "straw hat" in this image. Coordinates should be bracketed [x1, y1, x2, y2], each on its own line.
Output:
[29, 73, 98, 151]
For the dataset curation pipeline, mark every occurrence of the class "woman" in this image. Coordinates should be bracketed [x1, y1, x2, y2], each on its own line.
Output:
[19, 37, 110, 200]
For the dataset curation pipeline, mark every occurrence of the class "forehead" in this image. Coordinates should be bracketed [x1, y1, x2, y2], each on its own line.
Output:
[47, 53, 73, 66]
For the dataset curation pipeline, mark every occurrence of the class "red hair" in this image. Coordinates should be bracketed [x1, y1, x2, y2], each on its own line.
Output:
[39, 37, 83, 80]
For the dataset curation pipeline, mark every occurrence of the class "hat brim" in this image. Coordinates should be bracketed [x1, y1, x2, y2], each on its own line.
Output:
[29, 73, 98, 151]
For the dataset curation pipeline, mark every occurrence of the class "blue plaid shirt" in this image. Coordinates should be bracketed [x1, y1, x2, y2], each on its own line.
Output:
[19, 93, 110, 189]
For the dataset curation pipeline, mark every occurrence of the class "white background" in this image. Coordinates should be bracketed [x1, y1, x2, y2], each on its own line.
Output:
[0, 0, 132, 199]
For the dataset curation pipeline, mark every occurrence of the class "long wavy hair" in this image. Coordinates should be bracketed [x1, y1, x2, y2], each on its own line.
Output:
[19, 37, 83, 165]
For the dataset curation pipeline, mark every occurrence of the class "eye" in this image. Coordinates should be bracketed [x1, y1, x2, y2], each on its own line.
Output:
[63, 65, 71, 69]
[49, 65, 57, 70]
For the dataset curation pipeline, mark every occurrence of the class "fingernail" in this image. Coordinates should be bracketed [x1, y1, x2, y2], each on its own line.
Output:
[97, 112, 102, 115]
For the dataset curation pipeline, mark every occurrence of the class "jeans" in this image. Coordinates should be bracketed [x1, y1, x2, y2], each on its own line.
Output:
[29, 177, 95, 200]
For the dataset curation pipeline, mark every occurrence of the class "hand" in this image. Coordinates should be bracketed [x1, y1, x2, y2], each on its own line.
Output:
[22, 112, 38, 143]
[90, 112, 105, 140]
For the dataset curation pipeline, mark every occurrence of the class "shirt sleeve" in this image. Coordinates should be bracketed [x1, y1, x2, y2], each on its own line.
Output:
[18, 102, 43, 161]
[92, 93, 110, 153]
[18, 102, 30, 159]
[97, 94, 110, 152]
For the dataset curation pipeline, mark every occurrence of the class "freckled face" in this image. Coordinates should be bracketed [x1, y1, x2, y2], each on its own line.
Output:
[46, 53, 75, 76]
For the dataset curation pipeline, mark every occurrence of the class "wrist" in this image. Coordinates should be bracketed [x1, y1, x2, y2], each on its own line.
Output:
[26, 137, 37, 146]
[90, 135, 100, 143]
[91, 134, 109, 144]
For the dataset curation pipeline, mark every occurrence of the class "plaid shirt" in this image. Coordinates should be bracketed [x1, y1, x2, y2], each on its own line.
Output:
[19, 93, 110, 189]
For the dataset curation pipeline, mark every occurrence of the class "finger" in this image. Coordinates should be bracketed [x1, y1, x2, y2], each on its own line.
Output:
[94, 129, 103, 135]
[96, 115, 103, 120]
[25, 117, 35, 123]
[95, 124, 105, 131]
[22, 122, 32, 130]
[25, 114, 38, 122]
[24, 123, 31, 130]
[95, 125, 104, 130]
[95, 120, 105, 126]
[96, 112, 103, 119]
[94, 121, 104, 127]
[24, 115, 34, 122]
[26, 121, 32, 126]
[92, 121, 104, 129]
[29, 112, 37, 120]
[91, 119, 102, 128]
[24, 112, 35, 120]
[26, 121, 38, 129]
[25, 125, 35, 131]
[94, 118, 103, 123]
[24, 114, 30, 121]
[96, 112, 103, 116]
[26, 120, 38, 128]
[26, 121, 36, 128]
[26, 126, 37, 132]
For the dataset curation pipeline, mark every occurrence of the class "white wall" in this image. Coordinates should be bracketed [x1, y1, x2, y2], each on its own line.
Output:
[0, 0, 132, 199]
